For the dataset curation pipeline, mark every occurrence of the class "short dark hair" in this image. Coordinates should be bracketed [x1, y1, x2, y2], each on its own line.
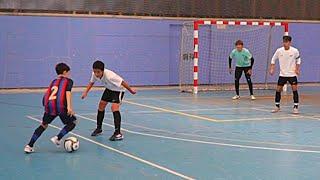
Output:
[55, 63, 70, 75]
[93, 60, 104, 71]
[283, 35, 292, 42]
[235, 40, 244, 46]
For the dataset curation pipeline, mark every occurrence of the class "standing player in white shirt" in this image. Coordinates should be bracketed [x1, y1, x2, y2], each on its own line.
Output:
[269, 36, 301, 114]
[81, 60, 136, 141]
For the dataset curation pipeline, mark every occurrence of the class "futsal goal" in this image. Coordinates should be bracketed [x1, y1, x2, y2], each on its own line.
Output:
[179, 20, 289, 94]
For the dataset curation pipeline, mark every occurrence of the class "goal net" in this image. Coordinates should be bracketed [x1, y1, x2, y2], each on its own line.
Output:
[179, 20, 289, 94]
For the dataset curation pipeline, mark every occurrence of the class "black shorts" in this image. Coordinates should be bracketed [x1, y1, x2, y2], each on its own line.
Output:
[277, 76, 298, 86]
[101, 88, 124, 103]
[42, 112, 77, 125]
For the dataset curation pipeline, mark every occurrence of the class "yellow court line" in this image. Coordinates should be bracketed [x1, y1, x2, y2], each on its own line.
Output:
[123, 100, 220, 122]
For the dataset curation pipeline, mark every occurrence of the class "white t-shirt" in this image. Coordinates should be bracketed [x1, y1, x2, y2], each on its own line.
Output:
[90, 69, 125, 92]
[271, 46, 301, 77]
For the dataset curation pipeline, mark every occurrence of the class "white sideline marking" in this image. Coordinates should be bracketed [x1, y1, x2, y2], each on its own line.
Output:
[26, 115, 195, 180]
[76, 114, 320, 154]
[123, 100, 307, 123]
[123, 100, 220, 122]
[121, 121, 320, 148]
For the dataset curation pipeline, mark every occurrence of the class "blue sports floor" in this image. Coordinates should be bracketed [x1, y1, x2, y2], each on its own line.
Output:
[1, 87, 320, 180]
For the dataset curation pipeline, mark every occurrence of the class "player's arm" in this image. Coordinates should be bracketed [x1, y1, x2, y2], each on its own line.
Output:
[247, 56, 254, 75]
[81, 82, 94, 99]
[295, 50, 301, 76]
[121, 81, 137, 95]
[269, 50, 278, 75]
[249, 57, 254, 69]
[66, 80, 75, 115]
[228, 50, 234, 74]
[81, 73, 96, 99]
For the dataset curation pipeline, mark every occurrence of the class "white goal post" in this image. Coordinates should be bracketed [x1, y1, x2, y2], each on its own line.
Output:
[179, 20, 289, 94]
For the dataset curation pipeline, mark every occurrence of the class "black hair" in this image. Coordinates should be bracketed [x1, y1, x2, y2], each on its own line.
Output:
[235, 40, 244, 46]
[55, 63, 70, 75]
[283, 35, 292, 42]
[93, 60, 105, 71]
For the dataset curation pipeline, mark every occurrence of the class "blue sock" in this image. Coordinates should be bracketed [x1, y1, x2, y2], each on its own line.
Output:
[28, 125, 46, 147]
[57, 123, 75, 140]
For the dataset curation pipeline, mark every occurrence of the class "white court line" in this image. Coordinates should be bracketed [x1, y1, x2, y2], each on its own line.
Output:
[122, 100, 314, 123]
[76, 114, 320, 154]
[218, 116, 302, 122]
[123, 100, 220, 122]
[121, 121, 320, 148]
[26, 115, 195, 180]
[78, 107, 277, 116]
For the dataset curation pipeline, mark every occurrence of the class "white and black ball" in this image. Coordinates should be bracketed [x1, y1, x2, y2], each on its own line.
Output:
[64, 137, 79, 152]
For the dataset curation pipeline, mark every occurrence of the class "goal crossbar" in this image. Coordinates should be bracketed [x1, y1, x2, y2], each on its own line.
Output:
[192, 20, 289, 94]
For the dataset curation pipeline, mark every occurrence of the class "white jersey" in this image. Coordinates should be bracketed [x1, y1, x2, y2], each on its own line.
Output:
[271, 46, 301, 77]
[90, 69, 125, 92]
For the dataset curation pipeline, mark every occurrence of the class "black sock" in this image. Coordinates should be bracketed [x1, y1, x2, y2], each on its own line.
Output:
[97, 110, 105, 130]
[28, 125, 46, 147]
[293, 90, 299, 108]
[275, 91, 281, 108]
[235, 79, 240, 96]
[57, 122, 76, 140]
[113, 111, 121, 134]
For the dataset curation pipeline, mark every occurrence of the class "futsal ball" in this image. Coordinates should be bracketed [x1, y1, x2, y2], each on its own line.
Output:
[64, 137, 79, 152]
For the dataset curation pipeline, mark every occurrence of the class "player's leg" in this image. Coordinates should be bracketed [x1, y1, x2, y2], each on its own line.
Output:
[50, 114, 77, 146]
[24, 113, 55, 153]
[272, 77, 286, 113]
[233, 67, 242, 100]
[244, 68, 255, 100]
[289, 77, 299, 114]
[109, 92, 124, 141]
[91, 88, 109, 136]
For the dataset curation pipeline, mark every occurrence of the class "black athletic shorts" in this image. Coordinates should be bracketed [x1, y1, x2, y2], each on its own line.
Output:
[277, 76, 298, 86]
[101, 88, 124, 103]
[42, 112, 77, 125]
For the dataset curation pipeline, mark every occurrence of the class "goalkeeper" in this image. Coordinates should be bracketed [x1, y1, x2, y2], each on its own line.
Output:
[229, 40, 256, 100]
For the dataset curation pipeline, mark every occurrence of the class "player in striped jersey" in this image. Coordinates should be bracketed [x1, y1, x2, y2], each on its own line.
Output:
[24, 63, 77, 153]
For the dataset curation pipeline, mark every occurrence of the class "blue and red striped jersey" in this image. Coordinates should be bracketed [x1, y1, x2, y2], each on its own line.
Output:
[43, 77, 73, 116]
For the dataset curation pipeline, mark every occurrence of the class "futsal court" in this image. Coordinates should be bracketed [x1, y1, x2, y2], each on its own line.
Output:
[1, 85, 320, 180]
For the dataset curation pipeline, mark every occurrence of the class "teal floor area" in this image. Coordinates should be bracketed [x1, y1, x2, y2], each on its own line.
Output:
[1, 87, 320, 180]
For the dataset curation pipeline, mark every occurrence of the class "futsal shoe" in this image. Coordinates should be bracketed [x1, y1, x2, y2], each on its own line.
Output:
[271, 107, 280, 113]
[50, 136, 61, 147]
[109, 133, 123, 141]
[232, 95, 240, 100]
[250, 95, 256, 100]
[293, 107, 299, 114]
[24, 145, 34, 153]
[91, 128, 103, 136]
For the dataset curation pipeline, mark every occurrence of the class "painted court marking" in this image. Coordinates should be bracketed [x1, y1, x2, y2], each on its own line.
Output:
[123, 100, 220, 122]
[76, 114, 320, 154]
[26, 115, 195, 180]
[123, 100, 305, 123]
[121, 121, 320, 148]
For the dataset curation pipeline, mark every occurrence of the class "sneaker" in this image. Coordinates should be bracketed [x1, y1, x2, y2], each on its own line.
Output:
[293, 107, 299, 114]
[24, 145, 34, 154]
[109, 133, 124, 141]
[91, 128, 103, 136]
[50, 136, 61, 147]
[232, 95, 240, 100]
[250, 95, 256, 100]
[271, 107, 280, 113]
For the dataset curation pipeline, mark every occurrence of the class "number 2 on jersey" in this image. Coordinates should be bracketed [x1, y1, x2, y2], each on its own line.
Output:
[49, 86, 58, 100]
